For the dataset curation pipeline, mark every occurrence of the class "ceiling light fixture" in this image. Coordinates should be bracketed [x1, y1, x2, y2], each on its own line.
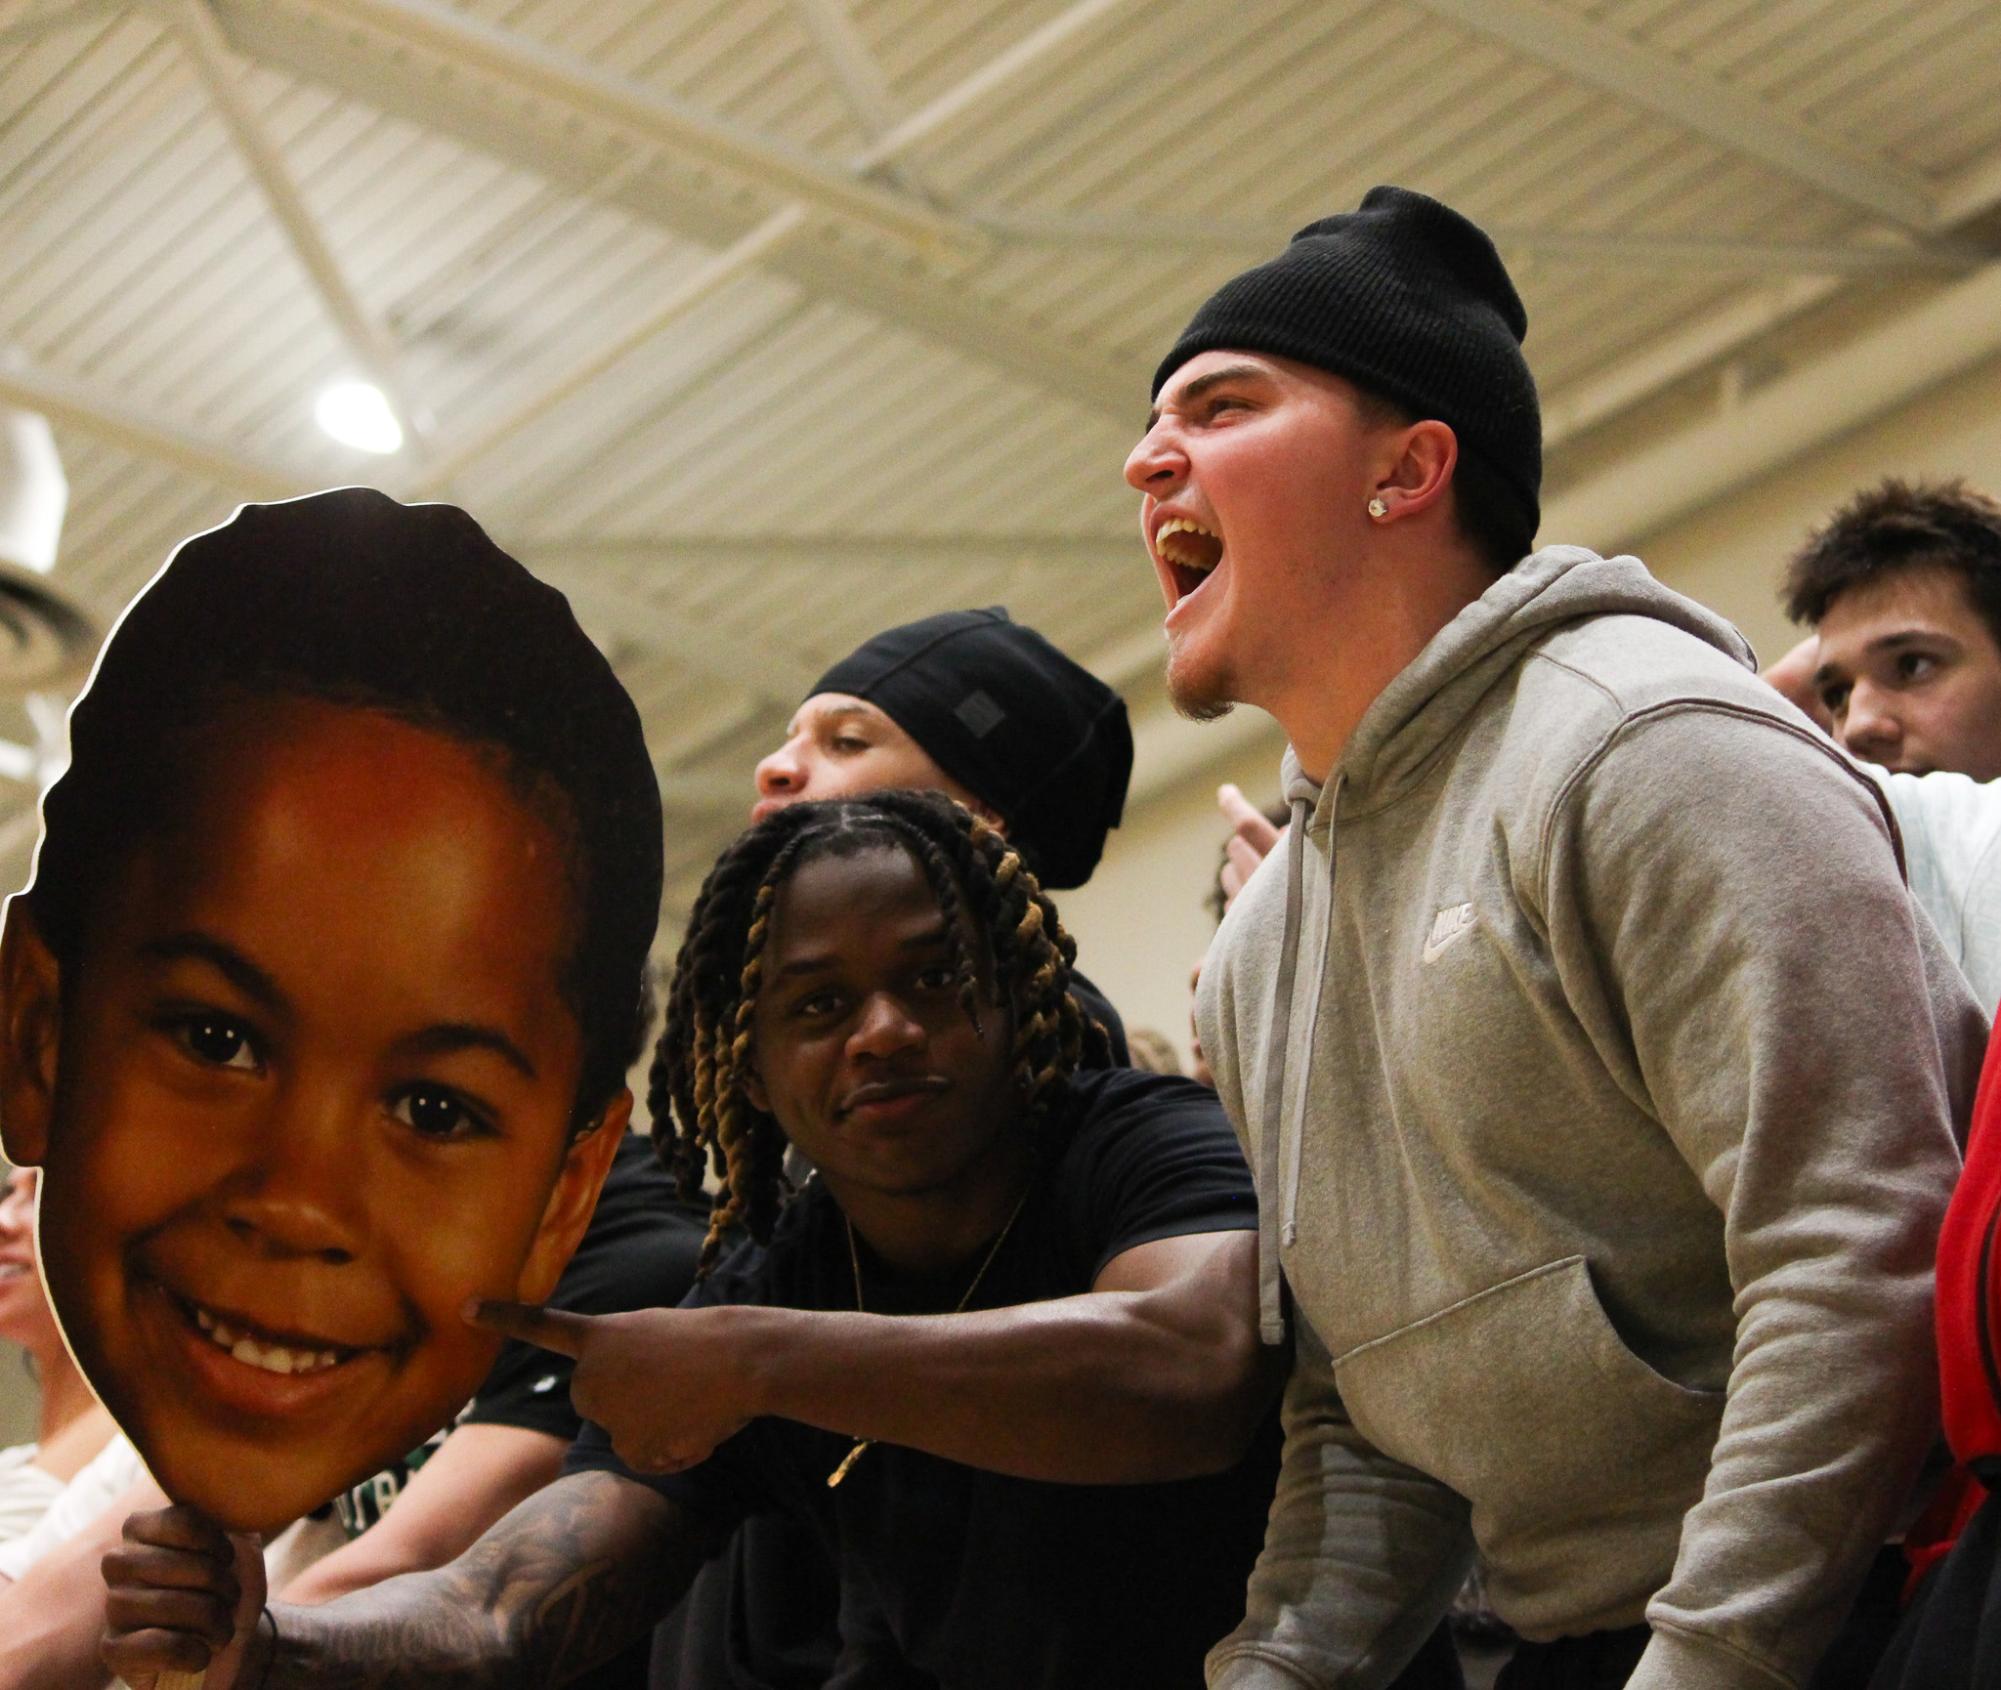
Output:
[314, 381, 404, 455]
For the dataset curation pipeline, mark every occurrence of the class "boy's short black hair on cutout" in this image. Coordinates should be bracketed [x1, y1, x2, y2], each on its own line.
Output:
[24, 487, 663, 1117]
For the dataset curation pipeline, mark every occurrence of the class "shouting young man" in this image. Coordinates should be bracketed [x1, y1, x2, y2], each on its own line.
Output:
[1127, 186, 1984, 1690]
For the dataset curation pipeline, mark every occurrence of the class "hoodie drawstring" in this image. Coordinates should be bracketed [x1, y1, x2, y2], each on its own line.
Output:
[1255, 784, 1324, 1345]
[1282, 775, 1336, 1255]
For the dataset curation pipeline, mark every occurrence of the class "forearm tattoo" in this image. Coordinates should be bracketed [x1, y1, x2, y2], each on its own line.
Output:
[266, 1473, 690, 1688]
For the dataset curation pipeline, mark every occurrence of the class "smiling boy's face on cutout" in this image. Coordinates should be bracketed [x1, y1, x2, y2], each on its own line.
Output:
[5, 697, 623, 1532]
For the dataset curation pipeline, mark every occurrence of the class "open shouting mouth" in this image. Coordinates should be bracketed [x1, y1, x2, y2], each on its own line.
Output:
[1153, 516, 1224, 610]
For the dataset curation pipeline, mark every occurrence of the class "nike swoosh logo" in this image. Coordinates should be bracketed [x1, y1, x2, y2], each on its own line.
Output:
[1422, 903, 1476, 963]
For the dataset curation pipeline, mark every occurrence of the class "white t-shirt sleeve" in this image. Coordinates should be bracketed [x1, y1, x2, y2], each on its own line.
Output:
[0, 1442, 67, 1548]
[1878, 766, 2001, 1013]
[0, 1431, 147, 1584]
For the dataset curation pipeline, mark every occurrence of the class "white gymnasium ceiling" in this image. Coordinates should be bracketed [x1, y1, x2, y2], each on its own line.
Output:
[5, 0, 2001, 907]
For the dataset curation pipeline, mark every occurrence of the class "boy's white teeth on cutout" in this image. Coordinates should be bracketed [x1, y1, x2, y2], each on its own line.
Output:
[0, 1263, 27, 1281]
[1155, 517, 1222, 572]
[191, 1302, 343, 1376]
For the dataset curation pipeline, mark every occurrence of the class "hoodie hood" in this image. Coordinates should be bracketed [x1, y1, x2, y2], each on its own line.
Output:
[1281, 546, 1758, 812]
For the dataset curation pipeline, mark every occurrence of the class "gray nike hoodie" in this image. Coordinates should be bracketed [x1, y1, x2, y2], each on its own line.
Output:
[1197, 546, 1982, 1690]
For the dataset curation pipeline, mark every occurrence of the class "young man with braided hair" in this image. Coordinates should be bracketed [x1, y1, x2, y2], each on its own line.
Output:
[651, 791, 1118, 1278]
[1128, 186, 1982, 1690]
[668, 606, 1136, 1690]
[105, 793, 1466, 1688]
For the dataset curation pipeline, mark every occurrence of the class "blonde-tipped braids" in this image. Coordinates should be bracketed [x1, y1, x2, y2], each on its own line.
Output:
[649, 791, 1112, 1275]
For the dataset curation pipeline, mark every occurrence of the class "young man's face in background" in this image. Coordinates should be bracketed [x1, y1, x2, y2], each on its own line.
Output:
[0, 1165, 58, 1354]
[1813, 563, 2001, 779]
[752, 695, 983, 824]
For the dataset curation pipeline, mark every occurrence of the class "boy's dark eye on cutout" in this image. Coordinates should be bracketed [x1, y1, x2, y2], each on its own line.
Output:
[391, 1085, 493, 1142]
[168, 1013, 261, 1073]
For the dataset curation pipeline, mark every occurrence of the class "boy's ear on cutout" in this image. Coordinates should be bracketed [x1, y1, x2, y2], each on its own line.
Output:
[0, 899, 61, 1167]
[513, 1090, 631, 1306]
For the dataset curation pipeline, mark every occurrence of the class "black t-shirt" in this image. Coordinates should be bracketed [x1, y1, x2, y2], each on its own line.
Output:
[1068, 967, 1129, 1068]
[571, 1069, 1277, 1690]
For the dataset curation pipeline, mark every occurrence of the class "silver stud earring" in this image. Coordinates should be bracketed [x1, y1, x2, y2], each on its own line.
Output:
[1367, 496, 1389, 519]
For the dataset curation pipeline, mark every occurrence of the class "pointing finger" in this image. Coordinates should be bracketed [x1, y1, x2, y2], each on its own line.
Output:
[466, 1298, 593, 1357]
[1217, 784, 1282, 853]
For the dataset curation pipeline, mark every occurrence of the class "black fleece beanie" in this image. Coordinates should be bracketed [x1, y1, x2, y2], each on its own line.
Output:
[1152, 184, 1541, 539]
[809, 608, 1132, 890]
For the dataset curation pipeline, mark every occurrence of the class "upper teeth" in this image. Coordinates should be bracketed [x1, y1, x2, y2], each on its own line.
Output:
[192, 1302, 344, 1376]
[1156, 517, 1220, 570]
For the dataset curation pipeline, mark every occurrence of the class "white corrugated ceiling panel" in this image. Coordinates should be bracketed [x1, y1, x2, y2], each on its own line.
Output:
[2, 0, 2000, 901]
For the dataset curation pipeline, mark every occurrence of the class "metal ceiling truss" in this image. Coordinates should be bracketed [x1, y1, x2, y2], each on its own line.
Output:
[18, 0, 2001, 807]
[1546, 144, 2001, 451]
[984, 210, 1993, 280]
[783, 0, 904, 164]
[1411, 0, 1939, 232]
[1545, 256, 2001, 558]
[0, 0, 122, 48]
[199, 0, 1140, 424]
[195, 0, 1998, 475]
[0, 353, 299, 497]
[521, 534, 1135, 571]
[531, 560, 815, 705]
[215, 0, 978, 260]
[166, 0, 436, 454]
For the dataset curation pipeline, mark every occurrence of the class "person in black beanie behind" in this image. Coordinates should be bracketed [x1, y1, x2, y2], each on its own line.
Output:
[753, 606, 1135, 1061]
[1130, 186, 1973, 1690]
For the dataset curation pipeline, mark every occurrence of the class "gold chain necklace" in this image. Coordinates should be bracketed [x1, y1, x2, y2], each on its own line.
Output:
[827, 1183, 1034, 1488]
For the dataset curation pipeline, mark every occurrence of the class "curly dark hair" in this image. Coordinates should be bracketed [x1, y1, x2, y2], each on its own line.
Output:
[24, 488, 663, 1122]
[1784, 477, 2001, 650]
[653, 791, 1111, 1273]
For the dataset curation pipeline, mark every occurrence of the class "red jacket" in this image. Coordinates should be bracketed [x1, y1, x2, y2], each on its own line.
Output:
[1939, 1029, 2001, 1465]
[1911, 1027, 2001, 1584]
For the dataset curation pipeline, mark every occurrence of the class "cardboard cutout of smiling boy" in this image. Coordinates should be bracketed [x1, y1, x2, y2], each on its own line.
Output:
[0, 488, 662, 1538]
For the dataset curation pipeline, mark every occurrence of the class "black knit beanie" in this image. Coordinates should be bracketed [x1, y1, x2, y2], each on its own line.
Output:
[809, 608, 1132, 890]
[1152, 185, 1541, 538]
